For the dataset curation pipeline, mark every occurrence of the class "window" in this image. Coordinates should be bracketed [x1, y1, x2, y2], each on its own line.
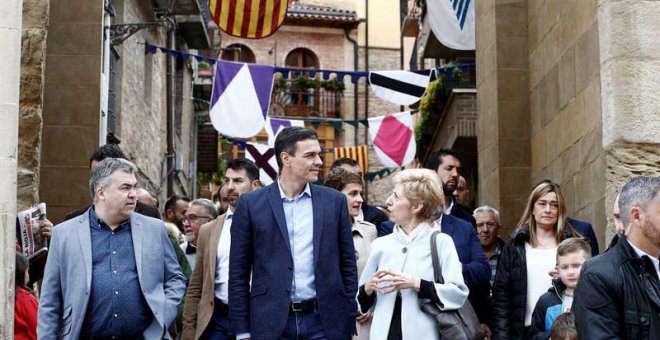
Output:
[220, 44, 256, 63]
[285, 48, 319, 69]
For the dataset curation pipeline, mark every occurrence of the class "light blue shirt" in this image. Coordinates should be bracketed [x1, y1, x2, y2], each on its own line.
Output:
[278, 180, 316, 301]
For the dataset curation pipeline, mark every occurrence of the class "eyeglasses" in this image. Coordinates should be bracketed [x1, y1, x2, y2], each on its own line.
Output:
[476, 222, 497, 229]
[182, 215, 213, 224]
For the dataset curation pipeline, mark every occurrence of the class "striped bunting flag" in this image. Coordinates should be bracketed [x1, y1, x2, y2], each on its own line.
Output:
[209, 0, 289, 39]
[368, 70, 433, 105]
[333, 145, 368, 174]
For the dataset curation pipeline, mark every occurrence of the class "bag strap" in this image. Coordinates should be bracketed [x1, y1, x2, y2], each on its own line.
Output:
[429, 230, 445, 284]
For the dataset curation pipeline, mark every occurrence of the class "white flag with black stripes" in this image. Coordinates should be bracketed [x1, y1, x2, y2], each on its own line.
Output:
[368, 70, 433, 105]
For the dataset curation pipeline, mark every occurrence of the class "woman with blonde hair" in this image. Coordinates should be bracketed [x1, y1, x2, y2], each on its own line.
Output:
[357, 169, 468, 340]
[491, 181, 582, 339]
[325, 167, 378, 340]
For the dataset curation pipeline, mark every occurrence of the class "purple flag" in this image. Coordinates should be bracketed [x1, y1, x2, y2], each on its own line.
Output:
[210, 60, 274, 138]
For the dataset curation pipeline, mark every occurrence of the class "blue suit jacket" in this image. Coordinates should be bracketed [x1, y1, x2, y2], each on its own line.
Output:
[229, 183, 358, 340]
[568, 217, 599, 256]
[37, 210, 186, 340]
[379, 214, 491, 323]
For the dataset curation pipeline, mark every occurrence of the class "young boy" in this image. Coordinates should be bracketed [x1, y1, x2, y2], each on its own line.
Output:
[529, 238, 591, 340]
[549, 313, 578, 340]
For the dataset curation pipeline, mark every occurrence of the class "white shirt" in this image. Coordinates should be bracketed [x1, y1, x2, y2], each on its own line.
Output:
[444, 199, 454, 215]
[214, 207, 233, 303]
[524, 243, 557, 326]
[278, 180, 316, 301]
[628, 239, 660, 279]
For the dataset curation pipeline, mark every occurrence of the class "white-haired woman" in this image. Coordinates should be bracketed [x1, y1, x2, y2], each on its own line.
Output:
[357, 169, 469, 340]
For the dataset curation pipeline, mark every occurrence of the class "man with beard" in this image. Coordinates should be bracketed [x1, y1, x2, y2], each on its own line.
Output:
[182, 158, 261, 339]
[574, 176, 660, 338]
[425, 149, 477, 228]
[165, 195, 191, 235]
[607, 192, 625, 250]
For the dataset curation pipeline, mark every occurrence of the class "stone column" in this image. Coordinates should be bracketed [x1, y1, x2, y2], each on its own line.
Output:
[0, 0, 23, 336]
[475, 0, 531, 233]
[598, 0, 660, 242]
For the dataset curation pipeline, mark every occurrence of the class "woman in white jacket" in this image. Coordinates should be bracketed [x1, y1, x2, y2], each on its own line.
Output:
[357, 169, 469, 340]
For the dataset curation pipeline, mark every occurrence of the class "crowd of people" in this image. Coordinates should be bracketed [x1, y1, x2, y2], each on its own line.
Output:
[13, 126, 660, 340]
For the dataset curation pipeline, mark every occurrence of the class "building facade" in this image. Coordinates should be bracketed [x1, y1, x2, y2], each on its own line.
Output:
[475, 0, 660, 244]
[18, 0, 208, 223]
[199, 0, 402, 205]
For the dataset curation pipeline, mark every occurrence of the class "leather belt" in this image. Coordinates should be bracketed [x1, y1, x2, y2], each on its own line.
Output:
[289, 299, 318, 313]
[214, 298, 230, 316]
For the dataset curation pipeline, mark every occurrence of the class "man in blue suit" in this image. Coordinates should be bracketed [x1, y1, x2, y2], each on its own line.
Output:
[229, 127, 358, 340]
[38, 158, 186, 339]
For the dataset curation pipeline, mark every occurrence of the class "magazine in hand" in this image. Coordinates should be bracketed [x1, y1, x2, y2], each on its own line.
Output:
[17, 203, 48, 257]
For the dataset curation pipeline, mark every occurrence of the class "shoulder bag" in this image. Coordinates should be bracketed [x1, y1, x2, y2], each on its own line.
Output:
[420, 230, 485, 340]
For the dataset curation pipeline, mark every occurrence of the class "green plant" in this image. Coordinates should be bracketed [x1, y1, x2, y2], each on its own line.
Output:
[320, 79, 346, 92]
[415, 78, 443, 147]
[272, 77, 288, 93]
[291, 76, 319, 91]
[196, 149, 228, 191]
[197, 60, 211, 69]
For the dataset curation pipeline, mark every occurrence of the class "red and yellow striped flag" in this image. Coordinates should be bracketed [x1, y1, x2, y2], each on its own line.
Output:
[209, 0, 289, 39]
[333, 146, 368, 174]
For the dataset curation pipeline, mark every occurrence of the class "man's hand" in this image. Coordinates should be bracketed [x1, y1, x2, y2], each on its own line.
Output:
[40, 219, 54, 238]
[480, 323, 492, 340]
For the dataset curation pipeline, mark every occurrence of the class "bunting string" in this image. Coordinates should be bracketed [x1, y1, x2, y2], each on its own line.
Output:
[144, 42, 475, 85]
[195, 96, 418, 129]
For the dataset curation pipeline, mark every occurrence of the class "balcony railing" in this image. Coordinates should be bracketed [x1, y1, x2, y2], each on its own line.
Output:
[269, 79, 346, 118]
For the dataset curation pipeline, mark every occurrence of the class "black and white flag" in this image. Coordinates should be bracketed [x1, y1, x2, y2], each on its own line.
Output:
[368, 70, 433, 105]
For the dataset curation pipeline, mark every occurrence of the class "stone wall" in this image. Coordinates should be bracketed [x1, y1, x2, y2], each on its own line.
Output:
[475, 0, 531, 234]
[18, 0, 49, 211]
[598, 0, 660, 242]
[114, 0, 170, 199]
[39, 0, 103, 223]
[475, 0, 660, 247]
[528, 0, 606, 246]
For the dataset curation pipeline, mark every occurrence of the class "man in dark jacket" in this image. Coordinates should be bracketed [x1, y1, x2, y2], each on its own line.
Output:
[425, 148, 477, 229]
[573, 176, 660, 339]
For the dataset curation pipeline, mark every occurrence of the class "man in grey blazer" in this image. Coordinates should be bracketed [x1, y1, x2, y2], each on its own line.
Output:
[38, 158, 187, 339]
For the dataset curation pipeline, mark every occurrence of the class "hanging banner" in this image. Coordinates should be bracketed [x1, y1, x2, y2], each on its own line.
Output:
[210, 60, 274, 138]
[427, 0, 475, 50]
[333, 145, 369, 174]
[209, 0, 289, 39]
[369, 70, 433, 105]
[368, 111, 416, 168]
[245, 142, 279, 185]
[265, 117, 305, 146]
